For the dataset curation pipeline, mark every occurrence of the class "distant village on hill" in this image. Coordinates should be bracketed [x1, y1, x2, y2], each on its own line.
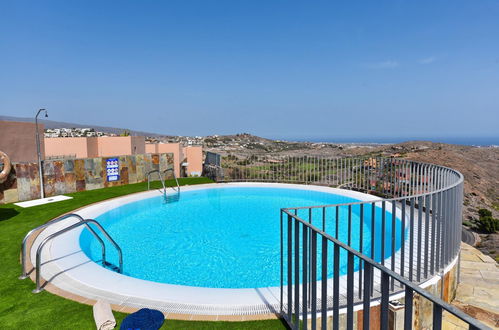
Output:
[44, 127, 110, 138]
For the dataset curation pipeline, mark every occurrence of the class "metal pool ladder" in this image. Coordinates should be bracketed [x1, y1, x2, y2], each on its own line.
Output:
[146, 169, 180, 201]
[30, 218, 123, 293]
[20, 214, 123, 292]
[20, 213, 105, 280]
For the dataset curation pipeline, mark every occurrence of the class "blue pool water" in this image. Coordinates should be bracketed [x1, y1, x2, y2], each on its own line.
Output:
[79, 187, 404, 288]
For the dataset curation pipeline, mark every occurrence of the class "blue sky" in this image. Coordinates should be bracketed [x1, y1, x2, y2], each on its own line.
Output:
[1, 1, 498, 141]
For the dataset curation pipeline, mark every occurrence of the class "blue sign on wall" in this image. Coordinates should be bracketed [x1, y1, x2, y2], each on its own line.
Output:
[106, 158, 120, 182]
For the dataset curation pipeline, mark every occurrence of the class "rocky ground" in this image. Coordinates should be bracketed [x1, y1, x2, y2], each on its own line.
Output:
[204, 135, 499, 261]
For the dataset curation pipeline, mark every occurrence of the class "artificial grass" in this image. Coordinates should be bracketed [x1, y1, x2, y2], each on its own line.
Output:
[0, 178, 287, 329]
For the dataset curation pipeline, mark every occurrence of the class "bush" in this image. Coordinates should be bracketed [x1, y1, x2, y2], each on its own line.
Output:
[462, 221, 473, 227]
[478, 208, 492, 218]
[476, 208, 499, 233]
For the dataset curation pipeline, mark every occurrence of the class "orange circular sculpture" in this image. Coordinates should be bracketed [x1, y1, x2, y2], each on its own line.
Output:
[0, 150, 11, 184]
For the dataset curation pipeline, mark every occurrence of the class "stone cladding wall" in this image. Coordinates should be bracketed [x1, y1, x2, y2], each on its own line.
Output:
[0, 153, 173, 204]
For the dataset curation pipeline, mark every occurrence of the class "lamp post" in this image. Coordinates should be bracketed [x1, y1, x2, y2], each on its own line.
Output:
[35, 109, 48, 199]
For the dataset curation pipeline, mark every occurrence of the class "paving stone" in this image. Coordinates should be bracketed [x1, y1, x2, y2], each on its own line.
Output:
[452, 243, 499, 328]
[479, 270, 499, 282]
[460, 253, 482, 262]
[461, 260, 497, 271]
[460, 268, 482, 276]
[478, 254, 497, 264]
[455, 283, 474, 297]
[443, 312, 469, 330]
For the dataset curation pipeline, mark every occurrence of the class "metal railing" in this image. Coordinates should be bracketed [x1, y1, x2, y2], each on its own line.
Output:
[212, 154, 487, 329]
[163, 168, 180, 192]
[280, 210, 486, 329]
[33, 218, 123, 293]
[202, 163, 224, 181]
[218, 154, 458, 197]
[147, 169, 167, 193]
[20, 213, 104, 279]
[147, 168, 180, 195]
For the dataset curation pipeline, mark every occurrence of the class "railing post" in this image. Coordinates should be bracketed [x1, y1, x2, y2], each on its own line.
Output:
[347, 252, 354, 330]
[321, 236, 328, 330]
[404, 286, 413, 330]
[380, 272, 390, 330]
[302, 224, 308, 329]
[294, 220, 300, 326]
[433, 304, 443, 330]
[333, 243, 340, 330]
[280, 210, 283, 314]
[287, 214, 293, 322]
[311, 231, 317, 329]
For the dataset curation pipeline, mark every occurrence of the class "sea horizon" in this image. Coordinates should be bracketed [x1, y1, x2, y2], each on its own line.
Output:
[276, 136, 499, 147]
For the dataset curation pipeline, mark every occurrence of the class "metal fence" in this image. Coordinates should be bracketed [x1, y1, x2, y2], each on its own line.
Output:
[214, 154, 458, 198]
[208, 154, 487, 329]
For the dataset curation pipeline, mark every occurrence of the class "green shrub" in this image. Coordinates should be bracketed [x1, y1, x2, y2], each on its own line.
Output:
[478, 208, 492, 218]
[477, 216, 499, 233]
[462, 221, 473, 227]
[476, 208, 499, 233]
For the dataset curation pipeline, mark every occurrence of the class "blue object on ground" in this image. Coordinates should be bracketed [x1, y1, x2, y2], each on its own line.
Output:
[120, 308, 165, 330]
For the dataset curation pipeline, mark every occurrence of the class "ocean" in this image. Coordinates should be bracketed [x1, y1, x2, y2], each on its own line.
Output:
[286, 136, 499, 147]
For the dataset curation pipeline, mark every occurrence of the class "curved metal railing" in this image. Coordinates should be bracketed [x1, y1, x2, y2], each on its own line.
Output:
[20, 213, 105, 279]
[33, 218, 123, 293]
[147, 169, 167, 193]
[280, 208, 484, 330]
[163, 168, 180, 192]
[218, 156, 465, 280]
[219, 155, 463, 196]
[147, 168, 180, 195]
[215, 154, 479, 328]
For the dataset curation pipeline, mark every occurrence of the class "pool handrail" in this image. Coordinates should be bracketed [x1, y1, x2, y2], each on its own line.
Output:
[163, 168, 180, 192]
[146, 169, 180, 195]
[33, 218, 123, 293]
[19, 213, 105, 280]
[147, 169, 167, 193]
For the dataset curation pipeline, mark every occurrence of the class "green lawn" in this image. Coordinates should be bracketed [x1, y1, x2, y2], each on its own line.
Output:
[0, 178, 287, 329]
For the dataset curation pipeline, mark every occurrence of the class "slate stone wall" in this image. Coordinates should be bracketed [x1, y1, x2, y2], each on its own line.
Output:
[0, 153, 174, 204]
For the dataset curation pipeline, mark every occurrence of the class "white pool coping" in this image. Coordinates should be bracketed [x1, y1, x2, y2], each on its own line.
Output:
[30, 183, 408, 315]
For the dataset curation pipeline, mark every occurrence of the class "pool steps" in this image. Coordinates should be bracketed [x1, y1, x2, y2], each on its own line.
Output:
[20, 215, 123, 293]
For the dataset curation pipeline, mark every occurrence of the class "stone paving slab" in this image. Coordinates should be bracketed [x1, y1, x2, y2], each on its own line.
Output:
[443, 311, 470, 330]
[450, 243, 499, 329]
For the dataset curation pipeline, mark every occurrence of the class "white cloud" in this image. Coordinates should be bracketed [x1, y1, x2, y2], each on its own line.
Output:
[366, 60, 399, 69]
[418, 56, 437, 64]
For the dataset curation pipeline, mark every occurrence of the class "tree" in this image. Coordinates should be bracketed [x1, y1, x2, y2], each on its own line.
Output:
[120, 129, 131, 137]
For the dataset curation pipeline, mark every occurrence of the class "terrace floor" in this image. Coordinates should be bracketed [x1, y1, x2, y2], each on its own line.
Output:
[443, 243, 499, 329]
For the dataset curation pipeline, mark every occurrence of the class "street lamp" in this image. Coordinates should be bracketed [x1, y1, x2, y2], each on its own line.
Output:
[35, 108, 48, 199]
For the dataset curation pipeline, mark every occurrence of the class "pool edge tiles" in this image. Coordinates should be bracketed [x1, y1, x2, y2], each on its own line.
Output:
[30, 183, 390, 316]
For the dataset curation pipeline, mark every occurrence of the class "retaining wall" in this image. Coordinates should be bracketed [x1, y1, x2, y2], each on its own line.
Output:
[0, 153, 174, 204]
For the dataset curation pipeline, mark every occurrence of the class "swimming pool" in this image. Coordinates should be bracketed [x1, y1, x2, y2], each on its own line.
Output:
[79, 185, 404, 289]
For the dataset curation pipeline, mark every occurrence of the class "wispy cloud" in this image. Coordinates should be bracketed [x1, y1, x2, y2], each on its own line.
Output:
[418, 56, 437, 64]
[365, 60, 399, 69]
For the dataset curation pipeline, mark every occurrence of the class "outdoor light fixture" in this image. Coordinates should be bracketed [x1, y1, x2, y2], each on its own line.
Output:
[35, 108, 48, 199]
